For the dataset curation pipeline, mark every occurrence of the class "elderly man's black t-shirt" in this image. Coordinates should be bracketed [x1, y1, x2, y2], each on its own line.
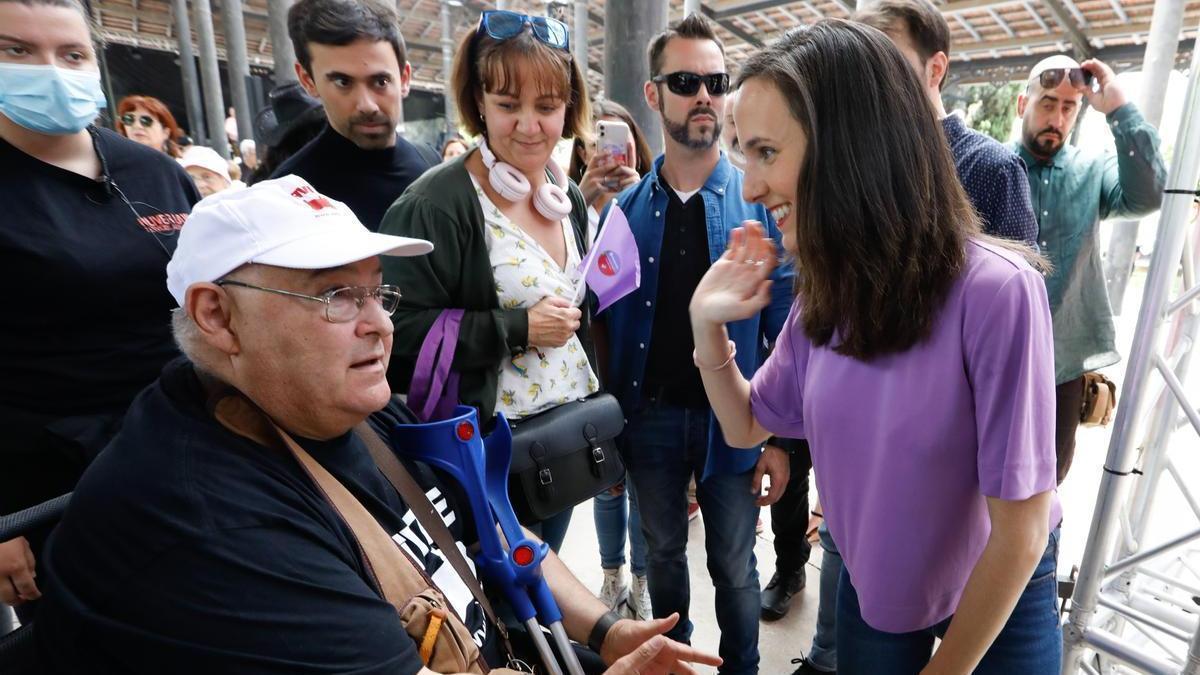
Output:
[35, 357, 497, 674]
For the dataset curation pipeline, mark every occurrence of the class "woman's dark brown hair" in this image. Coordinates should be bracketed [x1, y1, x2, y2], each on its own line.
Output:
[450, 18, 591, 141]
[736, 20, 978, 360]
[116, 95, 184, 158]
[568, 98, 653, 183]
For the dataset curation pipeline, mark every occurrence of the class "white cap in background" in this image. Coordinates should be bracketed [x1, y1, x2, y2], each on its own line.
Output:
[178, 145, 233, 184]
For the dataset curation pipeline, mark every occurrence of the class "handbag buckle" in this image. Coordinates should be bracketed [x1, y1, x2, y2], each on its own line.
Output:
[591, 446, 605, 464]
[538, 468, 553, 485]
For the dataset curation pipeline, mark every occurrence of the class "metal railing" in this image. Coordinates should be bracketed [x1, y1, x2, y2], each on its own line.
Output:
[1061, 13, 1200, 674]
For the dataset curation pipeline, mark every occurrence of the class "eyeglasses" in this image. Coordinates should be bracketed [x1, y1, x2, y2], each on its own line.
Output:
[1038, 67, 1094, 90]
[477, 10, 570, 52]
[216, 280, 401, 323]
[120, 113, 157, 129]
[652, 71, 731, 97]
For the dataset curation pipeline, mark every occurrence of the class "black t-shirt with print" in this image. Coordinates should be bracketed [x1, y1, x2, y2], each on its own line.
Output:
[0, 126, 199, 421]
[34, 357, 499, 674]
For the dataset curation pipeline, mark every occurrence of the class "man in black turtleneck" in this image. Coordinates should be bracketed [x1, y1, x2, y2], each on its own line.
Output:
[272, 0, 438, 231]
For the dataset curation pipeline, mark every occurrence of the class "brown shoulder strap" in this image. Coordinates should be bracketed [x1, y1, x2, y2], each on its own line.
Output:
[212, 395, 425, 609]
[355, 423, 513, 653]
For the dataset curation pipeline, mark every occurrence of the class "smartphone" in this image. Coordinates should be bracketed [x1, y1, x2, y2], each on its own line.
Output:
[596, 120, 631, 167]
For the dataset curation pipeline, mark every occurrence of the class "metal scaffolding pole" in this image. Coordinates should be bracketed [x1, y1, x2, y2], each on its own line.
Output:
[1061, 12, 1200, 674]
[193, 0, 231, 158]
[683, 0, 700, 18]
[573, 0, 588, 76]
[220, 0, 254, 148]
[170, 0, 206, 143]
[441, 0, 456, 135]
[604, 0, 668, 157]
[267, 0, 298, 84]
[1105, 0, 1188, 314]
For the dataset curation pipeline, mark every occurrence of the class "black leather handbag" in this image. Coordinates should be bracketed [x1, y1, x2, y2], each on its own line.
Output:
[410, 311, 626, 524]
[507, 393, 626, 523]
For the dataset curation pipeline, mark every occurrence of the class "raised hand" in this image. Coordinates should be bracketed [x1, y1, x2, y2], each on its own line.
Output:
[1080, 58, 1127, 115]
[689, 221, 777, 327]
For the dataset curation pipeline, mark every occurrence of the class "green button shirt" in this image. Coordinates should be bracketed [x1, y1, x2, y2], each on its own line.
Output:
[1014, 103, 1166, 384]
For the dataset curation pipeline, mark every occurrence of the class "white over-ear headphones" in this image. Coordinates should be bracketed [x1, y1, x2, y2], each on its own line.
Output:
[478, 138, 573, 221]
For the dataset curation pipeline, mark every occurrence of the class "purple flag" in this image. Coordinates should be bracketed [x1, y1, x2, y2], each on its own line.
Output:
[574, 204, 641, 312]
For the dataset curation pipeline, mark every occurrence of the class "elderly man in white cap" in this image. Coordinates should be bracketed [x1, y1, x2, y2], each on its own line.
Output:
[179, 145, 237, 197]
[33, 176, 719, 675]
[1013, 55, 1166, 484]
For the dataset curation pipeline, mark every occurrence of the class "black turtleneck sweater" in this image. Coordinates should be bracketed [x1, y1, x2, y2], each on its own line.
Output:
[271, 126, 438, 231]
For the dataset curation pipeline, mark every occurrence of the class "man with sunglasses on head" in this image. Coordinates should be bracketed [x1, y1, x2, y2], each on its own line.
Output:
[271, 0, 440, 231]
[1014, 54, 1166, 484]
[597, 13, 794, 675]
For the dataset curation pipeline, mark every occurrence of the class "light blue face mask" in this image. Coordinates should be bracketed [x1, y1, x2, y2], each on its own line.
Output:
[0, 63, 107, 135]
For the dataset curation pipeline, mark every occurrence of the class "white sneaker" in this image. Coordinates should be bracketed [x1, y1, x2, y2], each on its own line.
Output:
[598, 567, 629, 610]
[629, 574, 652, 621]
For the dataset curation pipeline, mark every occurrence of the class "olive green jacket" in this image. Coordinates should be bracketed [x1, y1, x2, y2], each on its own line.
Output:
[379, 152, 596, 422]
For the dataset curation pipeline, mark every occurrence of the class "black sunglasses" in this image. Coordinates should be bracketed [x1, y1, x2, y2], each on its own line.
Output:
[652, 71, 731, 97]
[1038, 67, 1094, 90]
[477, 10, 569, 51]
[120, 113, 157, 129]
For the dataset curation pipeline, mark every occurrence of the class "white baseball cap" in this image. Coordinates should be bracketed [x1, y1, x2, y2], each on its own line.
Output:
[166, 174, 433, 305]
[178, 145, 233, 184]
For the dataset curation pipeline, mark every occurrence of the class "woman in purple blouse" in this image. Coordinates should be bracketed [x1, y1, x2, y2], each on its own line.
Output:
[688, 21, 1062, 675]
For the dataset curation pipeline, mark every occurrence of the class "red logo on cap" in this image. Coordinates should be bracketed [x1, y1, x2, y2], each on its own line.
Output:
[290, 185, 332, 211]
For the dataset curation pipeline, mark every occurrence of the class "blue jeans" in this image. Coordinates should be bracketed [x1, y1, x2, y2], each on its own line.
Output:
[836, 529, 1062, 675]
[623, 404, 761, 675]
[593, 481, 647, 576]
[806, 523, 841, 672]
[527, 506, 573, 553]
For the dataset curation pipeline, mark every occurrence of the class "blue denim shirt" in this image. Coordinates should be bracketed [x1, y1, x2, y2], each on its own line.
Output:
[601, 153, 795, 478]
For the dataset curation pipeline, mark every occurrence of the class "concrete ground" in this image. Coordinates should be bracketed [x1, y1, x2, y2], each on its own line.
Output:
[558, 493, 823, 675]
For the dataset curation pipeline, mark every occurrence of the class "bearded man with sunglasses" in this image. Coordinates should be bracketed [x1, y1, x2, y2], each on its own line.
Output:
[1013, 55, 1166, 484]
[597, 14, 794, 675]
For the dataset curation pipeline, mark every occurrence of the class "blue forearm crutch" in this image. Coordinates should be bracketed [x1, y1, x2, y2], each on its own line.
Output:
[389, 405, 586, 675]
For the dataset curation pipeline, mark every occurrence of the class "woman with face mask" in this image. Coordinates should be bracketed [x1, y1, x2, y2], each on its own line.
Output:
[0, 0, 200, 614]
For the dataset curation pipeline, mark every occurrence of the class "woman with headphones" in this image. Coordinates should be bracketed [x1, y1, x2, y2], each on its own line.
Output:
[380, 9, 595, 552]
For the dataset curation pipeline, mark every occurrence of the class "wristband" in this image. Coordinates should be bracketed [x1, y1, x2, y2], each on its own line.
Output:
[693, 340, 737, 371]
[587, 609, 621, 655]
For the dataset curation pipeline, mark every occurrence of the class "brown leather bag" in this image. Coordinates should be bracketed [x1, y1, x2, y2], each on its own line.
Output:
[211, 393, 501, 673]
[1080, 372, 1117, 427]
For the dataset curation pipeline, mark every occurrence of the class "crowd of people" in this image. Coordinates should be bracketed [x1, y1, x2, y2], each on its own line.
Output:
[0, 0, 1170, 672]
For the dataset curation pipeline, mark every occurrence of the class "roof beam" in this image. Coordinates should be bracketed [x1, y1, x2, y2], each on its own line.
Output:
[947, 37, 1195, 85]
[711, 0, 794, 19]
[700, 3, 765, 47]
[1038, 0, 1095, 57]
[953, 13, 1200, 57]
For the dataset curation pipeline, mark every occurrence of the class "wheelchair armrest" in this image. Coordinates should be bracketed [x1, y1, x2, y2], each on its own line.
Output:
[0, 493, 72, 542]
